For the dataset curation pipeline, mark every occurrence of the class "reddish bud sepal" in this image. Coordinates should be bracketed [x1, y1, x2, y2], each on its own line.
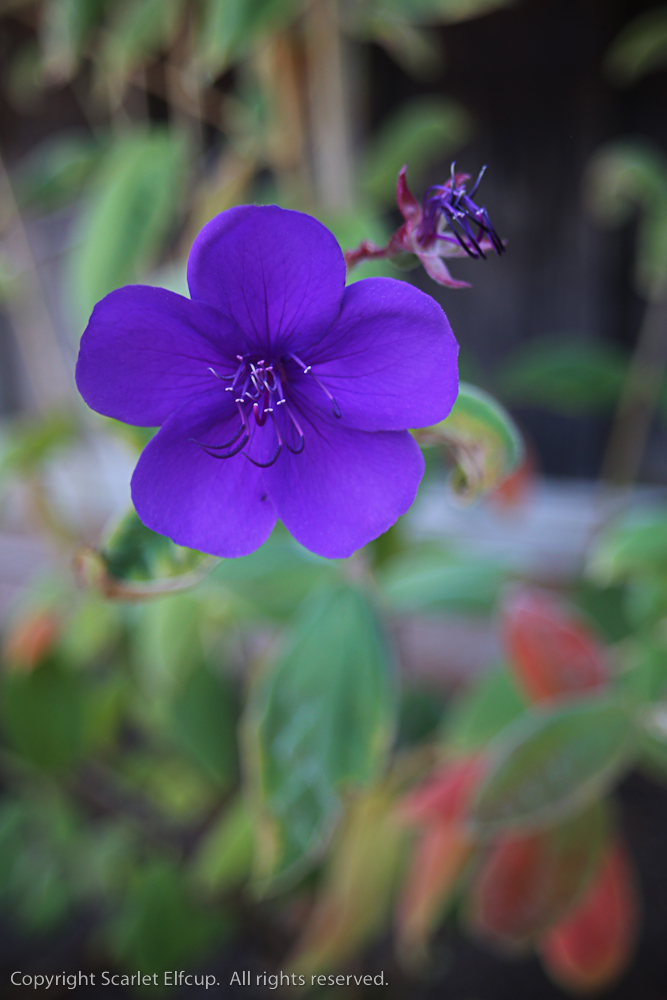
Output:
[502, 588, 608, 703]
[539, 841, 638, 994]
[468, 803, 608, 950]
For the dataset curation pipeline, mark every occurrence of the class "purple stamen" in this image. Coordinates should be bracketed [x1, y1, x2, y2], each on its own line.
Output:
[195, 353, 321, 463]
[418, 163, 504, 260]
[246, 439, 282, 468]
[189, 421, 246, 450]
[193, 433, 250, 460]
[289, 353, 341, 419]
[281, 403, 306, 454]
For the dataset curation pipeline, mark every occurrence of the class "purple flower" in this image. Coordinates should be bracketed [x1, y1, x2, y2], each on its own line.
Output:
[345, 165, 504, 288]
[76, 206, 458, 558]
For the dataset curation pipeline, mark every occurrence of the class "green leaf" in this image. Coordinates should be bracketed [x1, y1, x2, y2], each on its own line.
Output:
[348, 4, 444, 82]
[0, 795, 82, 931]
[209, 532, 335, 620]
[619, 644, 667, 703]
[586, 511, 667, 586]
[0, 410, 78, 480]
[379, 549, 506, 615]
[245, 584, 397, 890]
[170, 662, 238, 788]
[189, 798, 253, 894]
[76, 506, 215, 600]
[443, 665, 528, 753]
[413, 382, 523, 501]
[397, 687, 447, 747]
[498, 336, 628, 415]
[68, 128, 188, 328]
[604, 7, 667, 86]
[374, 0, 515, 23]
[82, 674, 126, 752]
[585, 140, 667, 298]
[98, 0, 185, 94]
[14, 133, 104, 211]
[197, 0, 303, 77]
[107, 859, 228, 972]
[121, 752, 216, 821]
[1, 658, 123, 769]
[131, 593, 204, 708]
[361, 97, 473, 205]
[58, 593, 122, 667]
[41, 0, 109, 81]
[1, 658, 86, 769]
[625, 576, 667, 629]
[572, 582, 633, 644]
[471, 695, 638, 835]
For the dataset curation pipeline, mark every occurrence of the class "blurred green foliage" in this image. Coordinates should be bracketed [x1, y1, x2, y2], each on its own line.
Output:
[246, 584, 397, 889]
[604, 5, 667, 86]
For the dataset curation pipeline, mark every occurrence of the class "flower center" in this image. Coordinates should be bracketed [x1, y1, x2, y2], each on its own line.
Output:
[418, 164, 504, 260]
[191, 353, 340, 468]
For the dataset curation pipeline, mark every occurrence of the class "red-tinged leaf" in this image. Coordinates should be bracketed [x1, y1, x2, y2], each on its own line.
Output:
[396, 823, 473, 963]
[539, 841, 638, 994]
[468, 802, 608, 949]
[489, 450, 535, 510]
[399, 755, 486, 825]
[3, 610, 60, 672]
[502, 588, 608, 703]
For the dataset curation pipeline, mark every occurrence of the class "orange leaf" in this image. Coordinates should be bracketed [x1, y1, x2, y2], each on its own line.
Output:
[399, 754, 486, 826]
[468, 804, 608, 950]
[539, 841, 638, 994]
[470, 832, 546, 949]
[396, 823, 473, 963]
[502, 588, 608, 703]
[3, 610, 60, 672]
[489, 449, 536, 510]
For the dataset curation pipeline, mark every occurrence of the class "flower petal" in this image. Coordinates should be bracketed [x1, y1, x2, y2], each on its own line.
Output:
[263, 410, 425, 558]
[76, 285, 246, 426]
[296, 277, 458, 431]
[131, 394, 277, 557]
[187, 206, 346, 355]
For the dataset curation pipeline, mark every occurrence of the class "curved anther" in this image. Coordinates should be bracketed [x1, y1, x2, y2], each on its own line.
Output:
[194, 434, 250, 460]
[208, 366, 234, 382]
[468, 164, 487, 198]
[246, 441, 283, 468]
[289, 352, 341, 419]
[189, 420, 246, 451]
[284, 433, 305, 455]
